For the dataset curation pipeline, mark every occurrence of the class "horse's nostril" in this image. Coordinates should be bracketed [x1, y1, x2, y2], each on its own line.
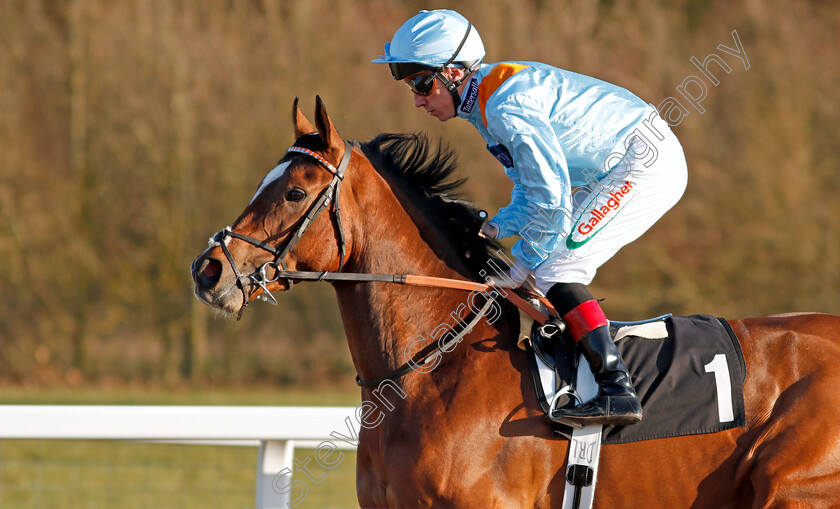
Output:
[204, 259, 221, 279]
[198, 258, 223, 289]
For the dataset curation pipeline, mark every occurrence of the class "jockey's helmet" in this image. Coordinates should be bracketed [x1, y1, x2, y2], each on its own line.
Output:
[372, 10, 485, 81]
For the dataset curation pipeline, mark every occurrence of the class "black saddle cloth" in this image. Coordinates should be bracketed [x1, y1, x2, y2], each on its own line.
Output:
[530, 314, 747, 444]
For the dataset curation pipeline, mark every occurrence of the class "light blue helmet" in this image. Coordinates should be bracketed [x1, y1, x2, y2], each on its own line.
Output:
[372, 10, 485, 80]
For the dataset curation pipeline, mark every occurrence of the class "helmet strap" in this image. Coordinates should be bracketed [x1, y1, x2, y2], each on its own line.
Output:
[432, 22, 478, 111]
[435, 71, 463, 110]
[448, 85, 463, 110]
[436, 60, 480, 111]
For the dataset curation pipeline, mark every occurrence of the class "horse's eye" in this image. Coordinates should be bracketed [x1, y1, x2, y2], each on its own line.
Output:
[286, 188, 306, 202]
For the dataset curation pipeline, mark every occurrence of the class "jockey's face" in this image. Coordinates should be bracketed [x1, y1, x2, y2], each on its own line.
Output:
[408, 68, 466, 122]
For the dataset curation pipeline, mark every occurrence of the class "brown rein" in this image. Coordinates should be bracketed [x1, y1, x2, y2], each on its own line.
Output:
[262, 268, 554, 323]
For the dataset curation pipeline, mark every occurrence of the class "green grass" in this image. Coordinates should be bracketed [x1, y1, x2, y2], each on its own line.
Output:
[0, 387, 361, 509]
[0, 385, 361, 406]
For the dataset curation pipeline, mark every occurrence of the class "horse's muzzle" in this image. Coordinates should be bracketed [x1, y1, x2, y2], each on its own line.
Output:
[191, 251, 244, 313]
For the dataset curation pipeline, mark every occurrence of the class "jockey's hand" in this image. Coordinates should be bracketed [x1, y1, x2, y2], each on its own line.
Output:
[509, 260, 531, 286]
[485, 260, 531, 290]
[479, 221, 500, 240]
[485, 274, 518, 289]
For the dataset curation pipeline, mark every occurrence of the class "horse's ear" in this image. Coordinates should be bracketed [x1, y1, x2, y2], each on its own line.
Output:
[314, 95, 343, 154]
[293, 97, 316, 139]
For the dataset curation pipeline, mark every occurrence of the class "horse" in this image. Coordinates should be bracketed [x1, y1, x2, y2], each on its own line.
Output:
[191, 97, 840, 508]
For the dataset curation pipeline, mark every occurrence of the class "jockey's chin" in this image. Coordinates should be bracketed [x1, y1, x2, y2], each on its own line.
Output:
[413, 80, 459, 122]
[427, 107, 455, 121]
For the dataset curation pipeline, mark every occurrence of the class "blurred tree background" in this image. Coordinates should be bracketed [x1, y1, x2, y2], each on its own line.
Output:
[0, 0, 837, 388]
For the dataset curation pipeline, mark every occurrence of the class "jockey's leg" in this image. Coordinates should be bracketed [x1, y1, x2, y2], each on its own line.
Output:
[531, 113, 685, 425]
[545, 282, 642, 426]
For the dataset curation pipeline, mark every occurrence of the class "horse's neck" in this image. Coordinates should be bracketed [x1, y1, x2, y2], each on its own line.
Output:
[333, 174, 482, 383]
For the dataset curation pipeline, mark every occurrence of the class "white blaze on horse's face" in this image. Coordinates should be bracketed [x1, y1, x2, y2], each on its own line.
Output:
[249, 161, 291, 205]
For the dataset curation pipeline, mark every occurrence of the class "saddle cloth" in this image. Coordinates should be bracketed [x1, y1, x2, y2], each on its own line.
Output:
[526, 314, 747, 444]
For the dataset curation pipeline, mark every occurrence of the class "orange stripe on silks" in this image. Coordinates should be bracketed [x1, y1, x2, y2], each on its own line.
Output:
[479, 63, 530, 128]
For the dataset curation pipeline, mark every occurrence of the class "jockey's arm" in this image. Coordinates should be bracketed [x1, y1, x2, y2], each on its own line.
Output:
[484, 102, 574, 272]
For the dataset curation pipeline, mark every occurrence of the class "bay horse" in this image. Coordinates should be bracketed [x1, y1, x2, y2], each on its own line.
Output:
[191, 97, 840, 508]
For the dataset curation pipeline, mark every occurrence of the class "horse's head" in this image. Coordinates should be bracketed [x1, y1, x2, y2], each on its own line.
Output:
[191, 97, 357, 317]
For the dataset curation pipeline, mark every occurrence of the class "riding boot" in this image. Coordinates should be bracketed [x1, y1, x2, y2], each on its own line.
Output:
[544, 283, 642, 426]
[549, 325, 643, 426]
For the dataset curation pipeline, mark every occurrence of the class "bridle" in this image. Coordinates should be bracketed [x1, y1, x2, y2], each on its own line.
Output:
[199, 137, 557, 384]
[207, 140, 353, 319]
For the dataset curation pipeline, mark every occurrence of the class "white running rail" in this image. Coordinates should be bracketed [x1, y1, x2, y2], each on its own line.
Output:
[0, 405, 358, 508]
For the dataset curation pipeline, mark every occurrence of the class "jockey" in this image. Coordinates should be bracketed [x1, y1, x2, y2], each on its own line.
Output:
[373, 10, 688, 426]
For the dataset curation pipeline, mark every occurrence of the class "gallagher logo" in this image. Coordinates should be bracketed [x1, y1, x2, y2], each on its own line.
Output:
[566, 181, 635, 249]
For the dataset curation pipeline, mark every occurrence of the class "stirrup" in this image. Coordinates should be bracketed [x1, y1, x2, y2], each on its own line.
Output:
[549, 394, 642, 426]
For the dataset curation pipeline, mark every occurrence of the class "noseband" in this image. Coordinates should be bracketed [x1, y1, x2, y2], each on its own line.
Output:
[208, 140, 353, 319]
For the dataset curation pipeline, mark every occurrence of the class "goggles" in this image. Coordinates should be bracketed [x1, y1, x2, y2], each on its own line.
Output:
[388, 61, 436, 81]
[405, 72, 439, 96]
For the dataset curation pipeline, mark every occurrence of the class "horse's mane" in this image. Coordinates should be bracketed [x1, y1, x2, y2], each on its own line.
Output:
[291, 131, 518, 335]
[359, 132, 507, 282]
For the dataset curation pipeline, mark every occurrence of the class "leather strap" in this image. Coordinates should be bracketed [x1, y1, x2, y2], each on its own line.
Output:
[355, 296, 496, 387]
[268, 270, 553, 324]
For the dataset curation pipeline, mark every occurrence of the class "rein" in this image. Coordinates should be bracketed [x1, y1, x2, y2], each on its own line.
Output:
[266, 270, 552, 323]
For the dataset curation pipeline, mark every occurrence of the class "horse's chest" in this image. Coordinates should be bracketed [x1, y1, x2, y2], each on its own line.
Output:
[356, 424, 460, 506]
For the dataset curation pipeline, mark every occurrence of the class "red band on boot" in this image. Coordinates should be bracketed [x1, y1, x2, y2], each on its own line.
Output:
[562, 300, 608, 341]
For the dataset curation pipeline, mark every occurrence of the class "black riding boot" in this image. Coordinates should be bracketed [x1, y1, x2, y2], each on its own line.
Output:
[549, 325, 643, 426]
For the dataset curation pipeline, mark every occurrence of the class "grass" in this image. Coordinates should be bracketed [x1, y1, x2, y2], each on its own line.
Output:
[0, 385, 361, 406]
[0, 387, 362, 509]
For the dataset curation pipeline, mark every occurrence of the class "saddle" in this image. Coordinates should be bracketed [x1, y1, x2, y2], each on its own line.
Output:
[516, 297, 747, 509]
[524, 312, 674, 438]
[519, 303, 746, 443]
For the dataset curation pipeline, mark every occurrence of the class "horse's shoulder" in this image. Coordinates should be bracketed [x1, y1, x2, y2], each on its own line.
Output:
[735, 312, 840, 332]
